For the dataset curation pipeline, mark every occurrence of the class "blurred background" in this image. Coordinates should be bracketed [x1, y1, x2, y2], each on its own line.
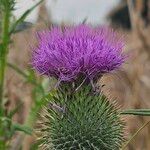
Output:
[5, 0, 150, 149]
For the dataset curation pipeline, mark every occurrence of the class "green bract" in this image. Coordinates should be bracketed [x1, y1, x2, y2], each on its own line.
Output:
[38, 86, 124, 150]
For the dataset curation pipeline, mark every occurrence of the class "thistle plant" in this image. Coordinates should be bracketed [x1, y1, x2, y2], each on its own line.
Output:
[0, 0, 150, 149]
[0, 0, 44, 149]
[32, 25, 126, 149]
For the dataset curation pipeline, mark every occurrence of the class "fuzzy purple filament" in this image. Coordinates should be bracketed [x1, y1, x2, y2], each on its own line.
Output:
[32, 25, 126, 82]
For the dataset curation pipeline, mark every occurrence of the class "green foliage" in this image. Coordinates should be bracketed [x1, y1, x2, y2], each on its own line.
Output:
[0, 0, 15, 12]
[11, 123, 33, 135]
[39, 86, 125, 150]
[121, 109, 150, 116]
[0, 116, 32, 149]
[9, 0, 44, 34]
[0, 0, 45, 148]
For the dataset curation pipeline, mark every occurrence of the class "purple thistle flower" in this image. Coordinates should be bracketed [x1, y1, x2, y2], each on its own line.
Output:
[32, 25, 126, 82]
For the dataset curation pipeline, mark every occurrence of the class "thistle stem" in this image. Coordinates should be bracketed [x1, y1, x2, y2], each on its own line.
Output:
[0, 2, 10, 149]
[0, 2, 10, 114]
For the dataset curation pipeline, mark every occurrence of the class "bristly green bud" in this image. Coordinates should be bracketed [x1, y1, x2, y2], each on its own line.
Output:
[38, 85, 125, 150]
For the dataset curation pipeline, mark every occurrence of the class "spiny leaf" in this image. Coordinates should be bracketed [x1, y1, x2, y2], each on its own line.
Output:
[9, 0, 44, 34]
[11, 21, 33, 33]
[8, 101, 23, 118]
[121, 109, 150, 116]
[12, 123, 33, 135]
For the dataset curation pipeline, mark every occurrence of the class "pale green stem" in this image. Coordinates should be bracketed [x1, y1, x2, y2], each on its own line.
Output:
[121, 109, 150, 116]
[0, 3, 10, 114]
[0, 2, 11, 149]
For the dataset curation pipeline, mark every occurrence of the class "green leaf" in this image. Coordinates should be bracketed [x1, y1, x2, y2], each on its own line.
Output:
[8, 102, 23, 118]
[12, 123, 33, 135]
[26, 68, 36, 84]
[0, 43, 4, 57]
[82, 17, 88, 24]
[7, 62, 44, 92]
[11, 21, 32, 33]
[7, 62, 28, 78]
[121, 109, 150, 116]
[9, 0, 44, 34]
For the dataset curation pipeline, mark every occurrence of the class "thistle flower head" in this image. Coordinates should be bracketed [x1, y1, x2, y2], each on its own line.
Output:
[32, 25, 126, 82]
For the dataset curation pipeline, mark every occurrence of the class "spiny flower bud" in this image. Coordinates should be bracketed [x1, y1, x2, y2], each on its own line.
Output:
[38, 86, 125, 150]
